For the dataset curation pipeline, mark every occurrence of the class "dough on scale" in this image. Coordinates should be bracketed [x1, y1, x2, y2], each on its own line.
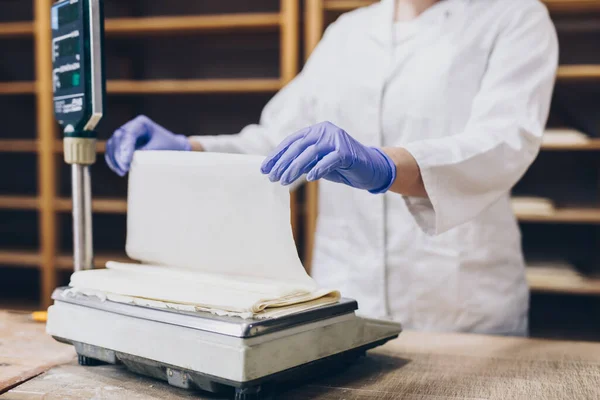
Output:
[69, 151, 339, 318]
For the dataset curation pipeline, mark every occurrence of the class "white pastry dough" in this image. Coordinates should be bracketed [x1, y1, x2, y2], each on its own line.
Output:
[69, 151, 339, 317]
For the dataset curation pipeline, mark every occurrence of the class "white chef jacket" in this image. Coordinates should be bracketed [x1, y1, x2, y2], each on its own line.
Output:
[192, 0, 558, 336]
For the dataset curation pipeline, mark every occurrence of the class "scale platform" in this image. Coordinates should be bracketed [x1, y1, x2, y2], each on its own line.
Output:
[47, 287, 401, 399]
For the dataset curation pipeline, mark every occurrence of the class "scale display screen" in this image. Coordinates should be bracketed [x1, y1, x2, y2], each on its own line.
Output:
[57, 36, 80, 57]
[58, 3, 79, 26]
[58, 69, 81, 90]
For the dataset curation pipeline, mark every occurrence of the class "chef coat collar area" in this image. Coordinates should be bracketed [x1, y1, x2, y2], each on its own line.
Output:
[370, 0, 467, 44]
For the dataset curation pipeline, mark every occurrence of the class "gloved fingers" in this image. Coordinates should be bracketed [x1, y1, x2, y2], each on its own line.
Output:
[118, 115, 151, 139]
[113, 129, 140, 174]
[280, 144, 322, 186]
[261, 127, 310, 174]
[268, 135, 316, 183]
[307, 152, 342, 182]
[104, 136, 126, 177]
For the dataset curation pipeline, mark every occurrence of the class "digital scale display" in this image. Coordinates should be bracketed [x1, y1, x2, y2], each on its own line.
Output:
[52, 0, 105, 133]
[58, 69, 81, 90]
[57, 36, 80, 57]
[58, 3, 79, 26]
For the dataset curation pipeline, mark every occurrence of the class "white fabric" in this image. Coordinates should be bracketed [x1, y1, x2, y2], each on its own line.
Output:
[70, 152, 339, 317]
[191, 0, 558, 335]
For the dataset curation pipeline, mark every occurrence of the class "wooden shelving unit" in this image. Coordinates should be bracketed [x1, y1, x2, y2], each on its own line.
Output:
[0, 0, 300, 308]
[303, 0, 600, 294]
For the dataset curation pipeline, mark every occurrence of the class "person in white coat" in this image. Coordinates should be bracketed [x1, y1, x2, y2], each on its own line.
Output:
[105, 0, 559, 336]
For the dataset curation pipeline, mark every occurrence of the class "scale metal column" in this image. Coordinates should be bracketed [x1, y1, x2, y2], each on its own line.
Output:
[51, 0, 105, 271]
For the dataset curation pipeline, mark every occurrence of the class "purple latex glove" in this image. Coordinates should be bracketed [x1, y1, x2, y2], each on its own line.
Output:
[260, 121, 396, 193]
[105, 115, 191, 176]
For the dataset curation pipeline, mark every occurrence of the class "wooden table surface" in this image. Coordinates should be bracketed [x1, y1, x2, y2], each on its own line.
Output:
[1, 310, 600, 399]
[0, 311, 75, 394]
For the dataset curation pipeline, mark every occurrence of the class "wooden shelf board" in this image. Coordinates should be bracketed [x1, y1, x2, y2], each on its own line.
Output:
[324, 0, 600, 12]
[0, 250, 41, 267]
[557, 65, 600, 80]
[0, 21, 34, 37]
[527, 269, 600, 296]
[541, 138, 600, 150]
[107, 78, 283, 94]
[55, 198, 127, 213]
[544, 0, 600, 12]
[105, 13, 281, 35]
[0, 140, 38, 152]
[55, 252, 133, 270]
[517, 208, 600, 224]
[0, 79, 282, 96]
[0, 195, 39, 210]
[323, 0, 375, 11]
[0, 81, 35, 95]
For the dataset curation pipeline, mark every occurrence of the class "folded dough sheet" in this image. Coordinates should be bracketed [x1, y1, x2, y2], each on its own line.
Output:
[69, 151, 339, 318]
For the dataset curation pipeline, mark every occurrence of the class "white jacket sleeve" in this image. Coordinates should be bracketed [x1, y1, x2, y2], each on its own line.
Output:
[189, 25, 339, 156]
[402, 5, 558, 235]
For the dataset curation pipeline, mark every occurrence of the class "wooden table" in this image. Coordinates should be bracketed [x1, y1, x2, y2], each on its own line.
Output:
[0, 311, 74, 394]
[1, 311, 600, 400]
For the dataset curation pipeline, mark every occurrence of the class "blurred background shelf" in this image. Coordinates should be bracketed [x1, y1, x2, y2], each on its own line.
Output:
[541, 138, 600, 150]
[0, 250, 40, 267]
[0, 250, 131, 270]
[55, 252, 133, 270]
[0, 140, 39, 153]
[0, 21, 34, 37]
[557, 65, 600, 80]
[0, 81, 35, 95]
[527, 268, 600, 296]
[0, 195, 38, 210]
[322, 0, 373, 11]
[105, 13, 282, 35]
[107, 79, 283, 94]
[516, 208, 600, 224]
[543, 0, 600, 12]
[55, 198, 127, 214]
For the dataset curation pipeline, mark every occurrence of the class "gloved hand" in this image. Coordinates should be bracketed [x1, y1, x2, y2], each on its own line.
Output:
[105, 115, 191, 176]
[260, 121, 396, 193]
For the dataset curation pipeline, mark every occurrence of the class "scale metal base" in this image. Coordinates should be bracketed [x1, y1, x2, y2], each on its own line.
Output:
[47, 287, 401, 399]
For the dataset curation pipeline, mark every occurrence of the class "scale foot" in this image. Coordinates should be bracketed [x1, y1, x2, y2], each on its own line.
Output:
[235, 386, 262, 400]
[78, 355, 103, 366]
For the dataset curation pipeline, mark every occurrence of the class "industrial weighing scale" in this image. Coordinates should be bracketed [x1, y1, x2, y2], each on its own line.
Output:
[47, 1, 402, 399]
